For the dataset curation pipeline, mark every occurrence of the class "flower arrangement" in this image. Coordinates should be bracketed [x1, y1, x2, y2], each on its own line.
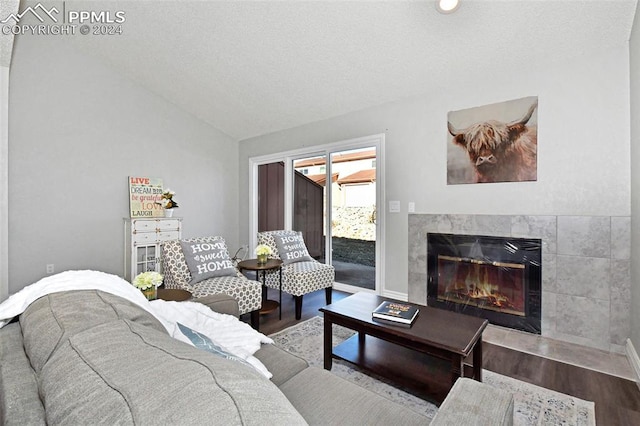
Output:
[255, 244, 272, 257]
[255, 244, 272, 264]
[158, 189, 179, 209]
[133, 271, 163, 290]
[133, 271, 163, 300]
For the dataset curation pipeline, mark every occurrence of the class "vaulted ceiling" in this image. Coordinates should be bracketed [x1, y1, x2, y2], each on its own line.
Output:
[66, 0, 638, 140]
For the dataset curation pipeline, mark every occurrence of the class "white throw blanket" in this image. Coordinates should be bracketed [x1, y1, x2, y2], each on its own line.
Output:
[0, 270, 273, 377]
[151, 299, 273, 377]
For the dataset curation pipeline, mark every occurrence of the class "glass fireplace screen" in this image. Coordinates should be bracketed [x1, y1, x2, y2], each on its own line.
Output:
[427, 233, 542, 333]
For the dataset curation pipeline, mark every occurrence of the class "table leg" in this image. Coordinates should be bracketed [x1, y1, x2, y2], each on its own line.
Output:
[324, 318, 333, 370]
[451, 355, 464, 387]
[473, 339, 483, 382]
[279, 267, 282, 320]
[358, 331, 365, 346]
[257, 271, 266, 300]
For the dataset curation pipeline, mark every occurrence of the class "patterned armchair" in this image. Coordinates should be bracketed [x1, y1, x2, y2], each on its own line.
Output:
[257, 230, 334, 320]
[162, 236, 262, 329]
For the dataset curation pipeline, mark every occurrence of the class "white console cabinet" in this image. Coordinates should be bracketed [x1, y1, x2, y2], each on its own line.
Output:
[124, 217, 182, 281]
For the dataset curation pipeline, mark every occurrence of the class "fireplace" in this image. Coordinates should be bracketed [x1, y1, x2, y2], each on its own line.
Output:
[427, 233, 541, 333]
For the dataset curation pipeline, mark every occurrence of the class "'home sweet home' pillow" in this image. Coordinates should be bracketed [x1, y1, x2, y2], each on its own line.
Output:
[180, 240, 237, 284]
[274, 233, 313, 265]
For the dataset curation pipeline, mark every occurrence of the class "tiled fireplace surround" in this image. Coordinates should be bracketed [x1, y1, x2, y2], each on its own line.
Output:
[408, 214, 631, 354]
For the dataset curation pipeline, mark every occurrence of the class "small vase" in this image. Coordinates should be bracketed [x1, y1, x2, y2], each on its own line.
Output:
[164, 209, 174, 218]
[142, 286, 157, 300]
[257, 254, 268, 265]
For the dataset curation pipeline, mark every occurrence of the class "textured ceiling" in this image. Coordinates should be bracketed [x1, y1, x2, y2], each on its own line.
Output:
[63, 0, 638, 140]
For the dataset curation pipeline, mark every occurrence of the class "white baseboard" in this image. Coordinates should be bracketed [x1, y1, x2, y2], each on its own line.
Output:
[332, 282, 375, 295]
[331, 283, 408, 302]
[625, 338, 640, 390]
[380, 289, 408, 302]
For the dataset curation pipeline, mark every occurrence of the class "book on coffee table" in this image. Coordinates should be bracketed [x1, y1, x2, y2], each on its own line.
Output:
[372, 301, 419, 326]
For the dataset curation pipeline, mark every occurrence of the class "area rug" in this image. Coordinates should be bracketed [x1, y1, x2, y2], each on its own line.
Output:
[269, 316, 596, 425]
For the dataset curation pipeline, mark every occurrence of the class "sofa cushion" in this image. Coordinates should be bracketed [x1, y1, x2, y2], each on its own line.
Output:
[0, 322, 46, 425]
[194, 293, 240, 317]
[19, 290, 165, 373]
[39, 319, 307, 425]
[279, 366, 428, 425]
[273, 232, 314, 265]
[180, 239, 237, 283]
[430, 377, 514, 426]
[253, 343, 309, 386]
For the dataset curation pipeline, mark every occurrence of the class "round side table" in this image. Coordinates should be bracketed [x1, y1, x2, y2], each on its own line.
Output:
[156, 288, 192, 302]
[237, 259, 283, 319]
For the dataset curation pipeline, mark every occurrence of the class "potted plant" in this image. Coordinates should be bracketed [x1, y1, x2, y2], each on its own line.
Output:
[133, 271, 163, 300]
[158, 189, 179, 217]
[255, 244, 272, 265]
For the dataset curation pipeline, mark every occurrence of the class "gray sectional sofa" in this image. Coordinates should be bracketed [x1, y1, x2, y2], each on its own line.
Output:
[0, 290, 431, 425]
[0, 289, 513, 425]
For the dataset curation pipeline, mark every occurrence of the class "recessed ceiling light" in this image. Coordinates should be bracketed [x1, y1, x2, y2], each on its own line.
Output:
[436, 0, 460, 14]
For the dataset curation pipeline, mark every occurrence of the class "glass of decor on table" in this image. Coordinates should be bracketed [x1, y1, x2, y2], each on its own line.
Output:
[133, 271, 163, 300]
[255, 244, 272, 265]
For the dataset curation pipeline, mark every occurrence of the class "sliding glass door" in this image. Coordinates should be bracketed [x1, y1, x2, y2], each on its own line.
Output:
[327, 148, 377, 290]
[257, 162, 285, 232]
[250, 134, 384, 294]
[292, 155, 327, 260]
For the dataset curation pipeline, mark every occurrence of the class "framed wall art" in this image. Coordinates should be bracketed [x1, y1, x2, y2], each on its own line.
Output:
[129, 176, 164, 218]
[447, 96, 538, 185]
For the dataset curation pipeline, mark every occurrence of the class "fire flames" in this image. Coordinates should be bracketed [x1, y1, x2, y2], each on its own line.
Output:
[441, 260, 524, 316]
[461, 265, 514, 308]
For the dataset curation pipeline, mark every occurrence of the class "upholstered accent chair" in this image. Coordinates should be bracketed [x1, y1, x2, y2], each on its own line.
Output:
[162, 236, 262, 329]
[257, 230, 334, 320]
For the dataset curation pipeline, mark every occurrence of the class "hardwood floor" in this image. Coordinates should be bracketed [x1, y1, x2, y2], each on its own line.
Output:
[241, 287, 347, 336]
[247, 289, 640, 425]
[484, 344, 640, 425]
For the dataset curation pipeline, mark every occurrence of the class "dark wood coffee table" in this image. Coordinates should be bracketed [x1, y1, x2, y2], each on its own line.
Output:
[319, 292, 488, 403]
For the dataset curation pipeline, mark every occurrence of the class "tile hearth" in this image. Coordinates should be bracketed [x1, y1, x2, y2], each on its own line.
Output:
[484, 324, 634, 380]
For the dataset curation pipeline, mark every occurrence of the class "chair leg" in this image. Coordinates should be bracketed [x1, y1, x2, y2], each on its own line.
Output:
[325, 287, 332, 305]
[294, 295, 303, 320]
[250, 310, 260, 331]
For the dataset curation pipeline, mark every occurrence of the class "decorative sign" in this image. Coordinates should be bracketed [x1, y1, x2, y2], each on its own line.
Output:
[129, 176, 164, 218]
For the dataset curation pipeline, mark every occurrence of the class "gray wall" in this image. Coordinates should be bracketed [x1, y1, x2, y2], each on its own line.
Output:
[0, 0, 19, 302]
[1, 67, 8, 301]
[7, 35, 240, 293]
[239, 44, 631, 296]
[630, 2, 640, 351]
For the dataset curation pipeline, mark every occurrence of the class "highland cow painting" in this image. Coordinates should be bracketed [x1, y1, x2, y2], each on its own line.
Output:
[447, 96, 538, 184]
